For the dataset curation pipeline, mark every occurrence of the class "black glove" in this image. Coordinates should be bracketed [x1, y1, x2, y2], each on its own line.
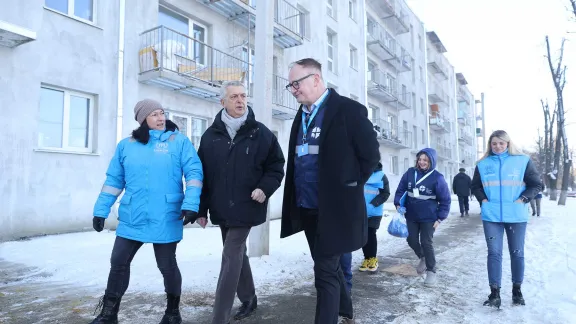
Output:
[370, 196, 385, 207]
[93, 216, 105, 232]
[179, 210, 199, 226]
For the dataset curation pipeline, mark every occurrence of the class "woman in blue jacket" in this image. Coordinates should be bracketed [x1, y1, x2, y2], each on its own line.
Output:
[90, 99, 203, 324]
[393, 148, 451, 287]
[471, 130, 540, 308]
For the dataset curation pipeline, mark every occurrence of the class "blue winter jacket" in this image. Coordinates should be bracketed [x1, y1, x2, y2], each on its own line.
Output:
[471, 151, 540, 223]
[93, 127, 203, 243]
[393, 148, 451, 223]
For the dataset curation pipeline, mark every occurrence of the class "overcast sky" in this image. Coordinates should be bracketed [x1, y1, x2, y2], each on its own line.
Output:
[406, 0, 576, 152]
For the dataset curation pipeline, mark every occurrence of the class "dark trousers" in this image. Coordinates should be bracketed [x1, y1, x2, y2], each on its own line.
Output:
[105, 236, 182, 297]
[406, 221, 436, 272]
[301, 208, 353, 324]
[339, 253, 352, 293]
[212, 226, 256, 324]
[362, 227, 378, 259]
[457, 195, 469, 214]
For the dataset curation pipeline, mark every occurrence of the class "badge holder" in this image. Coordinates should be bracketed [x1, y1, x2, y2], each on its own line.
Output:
[413, 188, 420, 198]
[298, 143, 309, 157]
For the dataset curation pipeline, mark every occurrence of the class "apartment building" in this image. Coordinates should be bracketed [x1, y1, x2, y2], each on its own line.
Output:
[456, 72, 478, 174]
[0, 0, 478, 240]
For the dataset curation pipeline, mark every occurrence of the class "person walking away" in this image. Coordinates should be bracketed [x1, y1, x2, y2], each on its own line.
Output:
[393, 148, 451, 287]
[197, 81, 285, 324]
[359, 162, 390, 272]
[471, 130, 541, 308]
[281, 58, 380, 324]
[91, 99, 204, 324]
[453, 168, 472, 217]
[530, 180, 544, 217]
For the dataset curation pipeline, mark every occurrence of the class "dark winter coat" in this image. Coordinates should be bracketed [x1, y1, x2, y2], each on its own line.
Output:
[393, 148, 452, 223]
[280, 89, 381, 256]
[198, 107, 285, 227]
[452, 172, 472, 197]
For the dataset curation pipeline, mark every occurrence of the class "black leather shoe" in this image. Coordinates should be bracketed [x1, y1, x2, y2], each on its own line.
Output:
[233, 295, 257, 320]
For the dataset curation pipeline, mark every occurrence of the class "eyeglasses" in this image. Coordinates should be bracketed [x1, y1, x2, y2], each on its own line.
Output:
[285, 73, 315, 91]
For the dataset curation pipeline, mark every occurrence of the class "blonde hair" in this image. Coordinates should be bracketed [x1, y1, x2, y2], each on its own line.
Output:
[478, 130, 523, 162]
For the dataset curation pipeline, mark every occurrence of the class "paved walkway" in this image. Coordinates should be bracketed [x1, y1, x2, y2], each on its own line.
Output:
[1, 207, 483, 324]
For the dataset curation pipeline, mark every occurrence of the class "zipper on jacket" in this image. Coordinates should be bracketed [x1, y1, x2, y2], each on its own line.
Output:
[499, 156, 503, 222]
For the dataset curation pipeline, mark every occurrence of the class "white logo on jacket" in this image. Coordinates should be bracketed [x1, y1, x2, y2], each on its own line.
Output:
[311, 127, 321, 139]
[155, 142, 169, 153]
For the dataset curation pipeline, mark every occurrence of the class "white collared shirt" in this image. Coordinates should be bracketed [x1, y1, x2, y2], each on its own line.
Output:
[303, 89, 330, 114]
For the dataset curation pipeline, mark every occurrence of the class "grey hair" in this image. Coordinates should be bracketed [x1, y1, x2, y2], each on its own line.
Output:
[220, 81, 246, 99]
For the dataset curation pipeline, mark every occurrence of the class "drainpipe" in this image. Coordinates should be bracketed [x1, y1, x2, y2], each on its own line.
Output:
[116, 0, 126, 144]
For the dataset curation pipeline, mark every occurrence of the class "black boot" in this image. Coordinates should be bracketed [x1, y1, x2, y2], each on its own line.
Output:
[234, 295, 257, 320]
[90, 294, 121, 324]
[465, 211, 469, 216]
[483, 285, 501, 309]
[159, 293, 182, 324]
[512, 283, 526, 305]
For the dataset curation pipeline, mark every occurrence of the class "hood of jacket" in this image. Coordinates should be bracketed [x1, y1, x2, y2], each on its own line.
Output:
[416, 147, 437, 171]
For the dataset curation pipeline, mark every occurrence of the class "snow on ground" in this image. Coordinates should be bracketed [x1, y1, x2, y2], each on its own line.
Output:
[392, 198, 576, 324]
[1, 198, 576, 323]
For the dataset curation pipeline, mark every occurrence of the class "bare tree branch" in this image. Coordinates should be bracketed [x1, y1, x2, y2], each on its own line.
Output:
[570, 0, 576, 19]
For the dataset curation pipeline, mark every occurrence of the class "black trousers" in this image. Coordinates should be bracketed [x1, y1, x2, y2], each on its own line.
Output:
[406, 221, 436, 272]
[105, 236, 182, 297]
[300, 208, 353, 324]
[457, 195, 470, 214]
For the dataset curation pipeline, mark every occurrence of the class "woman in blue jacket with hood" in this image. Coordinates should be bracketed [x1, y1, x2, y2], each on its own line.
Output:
[471, 130, 540, 309]
[90, 99, 203, 324]
[394, 148, 451, 286]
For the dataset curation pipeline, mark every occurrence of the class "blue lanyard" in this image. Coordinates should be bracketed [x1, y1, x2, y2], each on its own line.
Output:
[415, 169, 434, 185]
[302, 92, 328, 143]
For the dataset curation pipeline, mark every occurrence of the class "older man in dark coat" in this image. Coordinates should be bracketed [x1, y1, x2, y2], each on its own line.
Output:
[280, 58, 380, 324]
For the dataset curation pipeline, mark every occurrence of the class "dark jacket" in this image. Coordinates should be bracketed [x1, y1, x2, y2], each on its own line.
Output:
[281, 89, 381, 256]
[393, 148, 451, 223]
[198, 107, 285, 227]
[452, 172, 472, 196]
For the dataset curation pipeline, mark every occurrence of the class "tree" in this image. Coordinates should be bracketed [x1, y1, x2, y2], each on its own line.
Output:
[541, 99, 557, 191]
[545, 36, 571, 205]
[570, 0, 576, 19]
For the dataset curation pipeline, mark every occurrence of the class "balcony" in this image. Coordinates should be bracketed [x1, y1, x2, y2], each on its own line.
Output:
[386, 46, 412, 72]
[381, 2, 410, 35]
[398, 91, 412, 110]
[0, 20, 36, 48]
[427, 51, 449, 80]
[196, 0, 306, 49]
[429, 111, 450, 134]
[428, 82, 449, 104]
[367, 69, 398, 102]
[272, 74, 299, 120]
[371, 119, 412, 149]
[457, 108, 469, 125]
[458, 131, 474, 146]
[366, 0, 395, 16]
[434, 144, 453, 161]
[366, 22, 396, 61]
[138, 26, 252, 101]
[457, 86, 470, 104]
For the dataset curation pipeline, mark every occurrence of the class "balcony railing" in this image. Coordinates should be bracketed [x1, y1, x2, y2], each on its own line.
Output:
[371, 119, 411, 149]
[398, 91, 412, 110]
[367, 68, 398, 102]
[366, 0, 395, 16]
[427, 51, 449, 80]
[382, 1, 410, 35]
[457, 86, 470, 104]
[428, 81, 449, 104]
[435, 144, 453, 160]
[366, 21, 396, 60]
[139, 26, 251, 100]
[429, 111, 450, 134]
[272, 74, 299, 120]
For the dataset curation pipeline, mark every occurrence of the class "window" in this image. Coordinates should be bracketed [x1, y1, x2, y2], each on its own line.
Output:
[38, 86, 95, 152]
[413, 126, 418, 148]
[158, 6, 207, 65]
[419, 66, 423, 82]
[296, 5, 310, 39]
[348, 0, 356, 20]
[45, 0, 95, 22]
[421, 129, 425, 144]
[368, 104, 379, 122]
[412, 59, 416, 83]
[327, 30, 336, 72]
[404, 158, 409, 171]
[326, 0, 335, 18]
[391, 156, 399, 175]
[410, 24, 414, 50]
[367, 61, 376, 82]
[420, 98, 424, 114]
[412, 93, 416, 116]
[165, 112, 207, 149]
[349, 45, 358, 70]
[418, 34, 422, 50]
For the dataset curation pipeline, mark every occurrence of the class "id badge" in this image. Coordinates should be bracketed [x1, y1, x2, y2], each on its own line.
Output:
[413, 188, 420, 198]
[297, 143, 309, 157]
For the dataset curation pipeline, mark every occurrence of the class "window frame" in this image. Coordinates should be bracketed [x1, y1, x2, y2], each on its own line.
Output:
[37, 85, 95, 153]
[349, 44, 358, 70]
[348, 0, 356, 21]
[45, 0, 97, 24]
[326, 0, 335, 19]
[158, 5, 208, 66]
[327, 31, 336, 73]
[165, 111, 208, 149]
